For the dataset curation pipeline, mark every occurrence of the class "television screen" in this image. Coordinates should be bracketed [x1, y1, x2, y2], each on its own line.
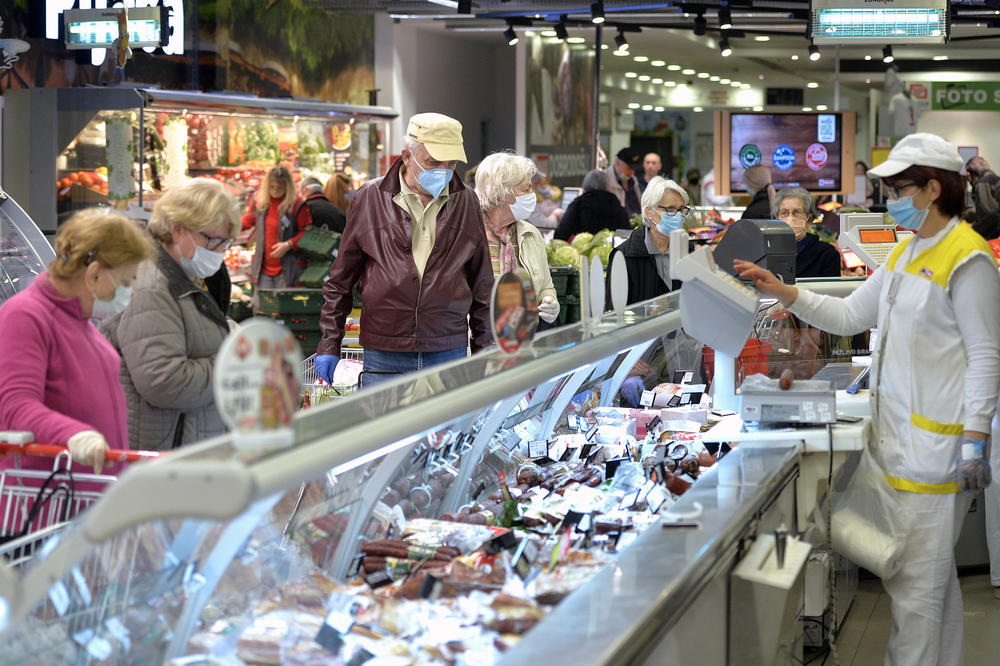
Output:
[729, 112, 844, 193]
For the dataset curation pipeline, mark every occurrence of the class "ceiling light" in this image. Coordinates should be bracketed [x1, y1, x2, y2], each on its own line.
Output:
[882, 45, 894, 63]
[720, 78, 731, 84]
[807, 82, 819, 88]
[504, 25, 518, 46]
[741, 83, 751, 89]
[682, 68, 696, 75]
[615, 30, 629, 51]
[809, 44, 820, 61]
[866, 78, 871, 84]
[665, 81, 677, 87]
[541, 30, 556, 37]
[816, 104, 828, 110]
[591, 1, 605, 24]
[754, 35, 770, 42]
[613, 50, 629, 56]
[654, 106, 665, 112]
[694, 13, 707, 36]
[710, 75, 720, 81]
[719, 37, 732, 57]
[864, 54, 872, 61]
[628, 102, 640, 109]
[625, 72, 638, 78]
[554, 20, 569, 41]
[651, 60, 665, 67]
[698, 72, 710, 78]
[641, 104, 653, 110]
[457, 0, 472, 14]
[693, 106, 704, 112]
[601, 44, 608, 49]
[652, 77, 663, 84]
[933, 55, 949, 61]
[791, 54, 799, 61]
[803, 107, 813, 112]
[731, 81, 741, 87]
[753, 105, 763, 111]
[638, 75, 651, 81]
[719, 6, 732, 30]
[634, 55, 649, 62]
[567, 37, 585, 44]
[667, 64, 681, 71]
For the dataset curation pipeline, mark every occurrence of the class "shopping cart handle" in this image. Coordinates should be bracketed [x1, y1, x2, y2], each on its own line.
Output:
[0, 442, 161, 463]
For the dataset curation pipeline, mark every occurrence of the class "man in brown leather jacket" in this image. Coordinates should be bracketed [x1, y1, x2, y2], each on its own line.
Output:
[314, 113, 494, 386]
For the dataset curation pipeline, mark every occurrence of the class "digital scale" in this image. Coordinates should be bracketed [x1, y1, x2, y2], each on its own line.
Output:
[839, 213, 915, 270]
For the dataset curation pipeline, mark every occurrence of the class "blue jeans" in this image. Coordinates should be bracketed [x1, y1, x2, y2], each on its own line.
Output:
[361, 348, 467, 388]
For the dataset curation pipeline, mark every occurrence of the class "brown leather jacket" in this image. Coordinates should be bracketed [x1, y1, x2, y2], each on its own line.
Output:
[318, 158, 494, 356]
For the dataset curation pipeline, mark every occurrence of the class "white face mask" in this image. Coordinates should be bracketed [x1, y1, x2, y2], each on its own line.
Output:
[179, 229, 226, 279]
[90, 272, 132, 320]
[509, 192, 536, 220]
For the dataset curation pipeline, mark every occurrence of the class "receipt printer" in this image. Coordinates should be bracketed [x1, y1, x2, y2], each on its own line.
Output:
[713, 219, 797, 284]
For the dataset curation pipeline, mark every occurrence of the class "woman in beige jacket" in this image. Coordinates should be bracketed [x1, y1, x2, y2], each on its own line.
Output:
[102, 179, 240, 450]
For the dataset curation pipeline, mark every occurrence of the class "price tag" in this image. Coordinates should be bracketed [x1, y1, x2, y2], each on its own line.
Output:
[547, 438, 568, 462]
[646, 485, 668, 513]
[48, 581, 70, 616]
[498, 471, 507, 486]
[567, 414, 578, 429]
[586, 424, 599, 441]
[528, 440, 548, 459]
[499, 430, 520, 451]
[640, 390, 654, 407]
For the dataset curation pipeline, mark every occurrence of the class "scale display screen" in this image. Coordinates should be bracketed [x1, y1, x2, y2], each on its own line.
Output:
[63, 7, 167, 50]
[858, 228, 896, 243]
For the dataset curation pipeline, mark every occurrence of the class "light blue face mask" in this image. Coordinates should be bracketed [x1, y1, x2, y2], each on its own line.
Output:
[90, 272, 132, 320]
[413, 156, 452, 198]
[657, 210, 685, 235]
[886, 194, 929, 232]
[180, 229, 226, 279]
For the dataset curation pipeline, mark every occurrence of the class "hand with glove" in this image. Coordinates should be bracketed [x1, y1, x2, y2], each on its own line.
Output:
[67, 430, 109, 474]
[315, 354, 340, 384]
[538, 296, 560, 324]
[620, 376, 646, 408]
[956, 436, 992, 491]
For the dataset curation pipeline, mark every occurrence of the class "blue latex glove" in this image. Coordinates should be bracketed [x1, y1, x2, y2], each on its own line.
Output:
[314, 354, 340, 384]
[620, 376, 645, 408]
[956, 437, 992, 491]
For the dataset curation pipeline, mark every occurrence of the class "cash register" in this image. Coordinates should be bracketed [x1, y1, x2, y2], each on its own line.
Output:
[838, 212, 915, 270]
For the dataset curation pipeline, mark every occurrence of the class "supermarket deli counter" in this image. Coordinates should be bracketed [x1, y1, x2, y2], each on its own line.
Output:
[0, 282, 865, 665]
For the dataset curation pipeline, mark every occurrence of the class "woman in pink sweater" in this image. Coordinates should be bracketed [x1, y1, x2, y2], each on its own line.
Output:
[0, 209, 154, 529]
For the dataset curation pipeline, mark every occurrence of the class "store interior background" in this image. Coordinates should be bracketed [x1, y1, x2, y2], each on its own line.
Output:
[5, 2, 1000, 189]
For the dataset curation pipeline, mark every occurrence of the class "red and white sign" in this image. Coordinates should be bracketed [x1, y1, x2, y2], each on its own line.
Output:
[910, 83, 928, 100]
[806, 143, 828, 171]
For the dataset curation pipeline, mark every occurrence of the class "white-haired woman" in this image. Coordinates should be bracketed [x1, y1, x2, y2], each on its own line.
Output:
[475, 152, 560, 326]
[101, 178, 240, 450]
[772, 187, 840, 278]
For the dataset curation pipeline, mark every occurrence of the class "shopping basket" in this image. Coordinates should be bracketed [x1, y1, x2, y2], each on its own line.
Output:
[0, 442, 159, 566]
[299, 348, 364, 407]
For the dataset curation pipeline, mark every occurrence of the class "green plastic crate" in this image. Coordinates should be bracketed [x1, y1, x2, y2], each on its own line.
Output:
[256, 288, 325, 315]
[549, 267, 570, 298]
[293, 330, 323, 355]
[297, 226, 341, 261]
[228, 299, 253, 323]
[564, 295, 581, 324]
[257, 311, 321, 332]
[299, 260, 333, 288]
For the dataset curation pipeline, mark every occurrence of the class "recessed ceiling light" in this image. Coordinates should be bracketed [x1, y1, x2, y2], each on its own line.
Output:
[741, 83, 751, 89]
[933, 55, 949, 61]
[803, 107, 813, 111]
[625, 72, 638, 78]
[753, 106, 763, 111]
[634, 55, 649, 62]
[665, 81, 677, 87]
[613, 50, 629, 57]
[541, 30, 556, 37]
[698, 72, 710, 78]
[641, 104, 653, 110]
[652, 77, 663, 84]
[791, 54, 799, 61]
[601, 44, 609, 50]
[720, 78, 731, 84]
[525, 30, 536, 37]
[693, 106, 704, 112]
[667, 64, 682, 71]
[866, 78, 871, 84]
[628, 102, 640, 109]
[758, 74, 765, 80]
[567, 37, 586, 44]
[864, 55, 872, 61]
[754, 35, 770, 42]
[651, 60, 666, 67]
[710, 75, 720, 81]
[638, 75, 651, 81]
[682, 68, 696, 75]
[654, 106, 665, 112]
[731, 81, 741, 87]
[807, 82, 819, 88]
[816, 104, 828, 110]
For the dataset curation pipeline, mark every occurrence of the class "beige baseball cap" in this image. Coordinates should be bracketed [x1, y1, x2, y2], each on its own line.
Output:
[406, 113, 467, 163]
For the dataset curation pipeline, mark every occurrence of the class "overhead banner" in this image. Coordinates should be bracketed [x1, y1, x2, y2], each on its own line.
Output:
[931, 82, 1000, 111]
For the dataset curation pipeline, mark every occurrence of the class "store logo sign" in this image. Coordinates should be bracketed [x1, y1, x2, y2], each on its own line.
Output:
[772, 144, 796, 171]
[45, 0, 184, 65]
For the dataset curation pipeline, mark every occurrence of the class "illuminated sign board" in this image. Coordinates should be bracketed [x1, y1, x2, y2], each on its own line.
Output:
[63, 7, 168, 49]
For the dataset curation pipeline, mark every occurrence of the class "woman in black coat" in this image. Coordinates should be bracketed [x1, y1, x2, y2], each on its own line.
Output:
[740, 164, 776, 221]
[554, 169, 630, 241]
[771, 187, 841, 278]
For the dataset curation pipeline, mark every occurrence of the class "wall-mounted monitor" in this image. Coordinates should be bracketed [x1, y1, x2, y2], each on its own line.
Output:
[63, 6, 169, 50]
[713, 110, 856, 196]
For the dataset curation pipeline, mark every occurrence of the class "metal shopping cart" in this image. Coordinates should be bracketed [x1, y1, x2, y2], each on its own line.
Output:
[299, 347, 364, 407]
[0, 441, 159, 566]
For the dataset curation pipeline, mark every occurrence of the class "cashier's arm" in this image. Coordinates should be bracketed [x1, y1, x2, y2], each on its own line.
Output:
[733, 260, 798, 306]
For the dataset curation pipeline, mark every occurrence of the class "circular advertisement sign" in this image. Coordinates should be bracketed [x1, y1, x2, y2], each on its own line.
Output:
[739, 144, 762, 169]
[772, 144, 796, 171]
[490, 268, 538, 354]
[805, 143, 828, 171]
[213, 319, 303, 435]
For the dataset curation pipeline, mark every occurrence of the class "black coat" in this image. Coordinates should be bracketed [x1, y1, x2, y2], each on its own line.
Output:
[554, 190, 630, 241]
[605, 227, 679, 306]
[795, 234, 841, 278]
[305, 193, 347, 234]
[740, 189, 772, 221]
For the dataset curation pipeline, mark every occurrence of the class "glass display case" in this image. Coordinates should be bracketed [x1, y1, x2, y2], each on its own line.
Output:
[0, 279, 864, 665]
[0, 188, 55, 305]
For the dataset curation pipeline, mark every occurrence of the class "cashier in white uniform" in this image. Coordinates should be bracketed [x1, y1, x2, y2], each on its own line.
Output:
[736, 133, 1000, 666]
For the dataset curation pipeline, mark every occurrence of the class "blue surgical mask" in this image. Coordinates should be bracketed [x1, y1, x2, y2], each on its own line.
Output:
[180, 230, 226, 279]
[657, 211, 685, 235]
[886, 194, 929, 232]
[412, 156, 452, 198]
[90, 272, 132, 320]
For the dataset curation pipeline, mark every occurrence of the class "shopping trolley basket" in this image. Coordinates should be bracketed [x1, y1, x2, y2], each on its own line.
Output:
[300, 349, 364, 406]
[0, 442, 159, 566]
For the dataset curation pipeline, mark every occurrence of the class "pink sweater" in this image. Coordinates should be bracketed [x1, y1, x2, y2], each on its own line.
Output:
[0, 274, 127, 487]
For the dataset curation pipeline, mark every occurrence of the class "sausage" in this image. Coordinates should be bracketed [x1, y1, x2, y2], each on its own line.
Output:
[779, 368, 794, 390]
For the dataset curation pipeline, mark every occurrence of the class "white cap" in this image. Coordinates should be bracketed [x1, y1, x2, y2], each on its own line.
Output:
[868, 133, 965, 178]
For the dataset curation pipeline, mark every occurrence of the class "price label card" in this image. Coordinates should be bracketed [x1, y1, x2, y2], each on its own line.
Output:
[498, 471, 507, 486]
[646, 485, 668, 513]
[640, 390, 654, 407]
[586, 424, 599, 441]
[567, 414, 578, 429]
[528, 440, 548, 459]
[49, 581, 71, 616]
[499, 430, 521, 451]
[547, 438, 568, 462]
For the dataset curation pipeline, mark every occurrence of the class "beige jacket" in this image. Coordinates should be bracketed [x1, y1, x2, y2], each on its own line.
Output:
[513, 220, 557, 303]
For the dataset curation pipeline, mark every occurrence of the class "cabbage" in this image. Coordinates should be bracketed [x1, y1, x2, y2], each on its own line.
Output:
[571, 232, 594, 254]
[549, 239, 570, 251]
[552, 246, 581, 266]
[589, 243, 614, 267]
[593, 229, 614, 245]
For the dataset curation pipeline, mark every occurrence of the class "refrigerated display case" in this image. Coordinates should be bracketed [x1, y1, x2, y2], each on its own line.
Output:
[2, 87, 396, 236]
[0, 187, 55, 305]
[0, 281, 867, 665]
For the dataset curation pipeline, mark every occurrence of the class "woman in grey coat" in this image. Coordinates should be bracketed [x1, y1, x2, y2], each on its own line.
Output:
[102, 179, 240, 450]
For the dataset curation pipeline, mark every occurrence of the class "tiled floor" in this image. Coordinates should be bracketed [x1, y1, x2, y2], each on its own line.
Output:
[825, 573, 1000, 665]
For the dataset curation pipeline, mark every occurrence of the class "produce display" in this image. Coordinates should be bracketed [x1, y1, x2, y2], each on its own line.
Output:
[546, 228, 615, 268]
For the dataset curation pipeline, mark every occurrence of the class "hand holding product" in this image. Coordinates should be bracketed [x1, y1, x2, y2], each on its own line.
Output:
[67, 430, 109, 474]
[538, 296, 560, 323]
[620, 376, 645, 408]
[315, 354, 340, 384]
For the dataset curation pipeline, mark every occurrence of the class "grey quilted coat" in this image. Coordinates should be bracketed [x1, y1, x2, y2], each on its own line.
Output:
[101, 246, 231, 450]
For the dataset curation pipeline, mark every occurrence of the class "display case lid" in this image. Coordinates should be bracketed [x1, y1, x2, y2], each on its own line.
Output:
[141, 89, 398, 121]
[0, 189, 55, 305]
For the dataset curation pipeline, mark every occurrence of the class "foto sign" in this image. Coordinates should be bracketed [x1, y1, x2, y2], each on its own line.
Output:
[932, 82, 1000, 111]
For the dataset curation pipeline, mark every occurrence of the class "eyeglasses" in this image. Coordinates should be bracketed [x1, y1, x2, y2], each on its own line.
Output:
[886, 182, 920, 199]
[197, 230, 233, 252]
[777, 209, 809, 220]
[657, 205, 691, 216]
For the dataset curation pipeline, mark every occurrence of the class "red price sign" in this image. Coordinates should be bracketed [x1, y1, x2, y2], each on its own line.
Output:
[498, 471, 507, 485]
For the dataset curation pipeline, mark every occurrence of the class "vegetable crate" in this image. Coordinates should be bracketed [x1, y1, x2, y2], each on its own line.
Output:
[549, 266, 579, 299]
[298, 260, 333, 288]
[298, 227, 341, 261]
[258, 311, 322, 332]
[256, 288, 325, 315]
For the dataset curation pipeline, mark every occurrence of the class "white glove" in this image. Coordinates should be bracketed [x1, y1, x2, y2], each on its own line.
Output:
[67, 430, 109, 474]
[538, 296, 560, 324]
